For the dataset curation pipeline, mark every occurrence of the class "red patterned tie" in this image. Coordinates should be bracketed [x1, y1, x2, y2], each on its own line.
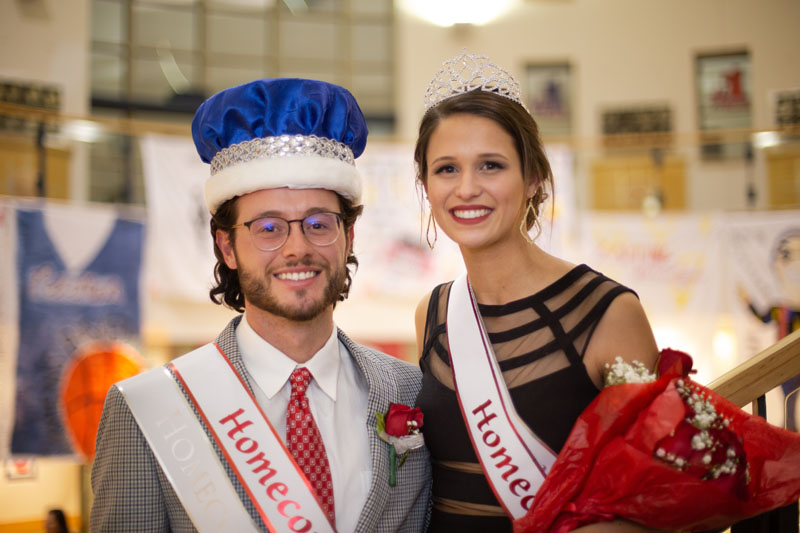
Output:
[286, 367, 335, 524]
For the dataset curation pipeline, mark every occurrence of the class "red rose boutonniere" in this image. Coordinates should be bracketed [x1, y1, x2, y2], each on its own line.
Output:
[375, 403, 424, 486]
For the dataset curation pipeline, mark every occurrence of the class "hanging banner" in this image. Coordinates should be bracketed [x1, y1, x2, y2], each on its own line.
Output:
[352, 142, 463, 302]
[140, 134, 217, 302]
[723, 211, 800, 430]
[11, 205, 144, 456]
[0, 200, 18, 461]
[576, 212, 724, 382]
[540, 144, 577, 260]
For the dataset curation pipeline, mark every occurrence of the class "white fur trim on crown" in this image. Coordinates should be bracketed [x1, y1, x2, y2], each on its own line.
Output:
[204, 155, 362, 214]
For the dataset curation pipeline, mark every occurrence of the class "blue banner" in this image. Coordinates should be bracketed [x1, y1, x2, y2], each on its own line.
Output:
[11, 208, 143, 456]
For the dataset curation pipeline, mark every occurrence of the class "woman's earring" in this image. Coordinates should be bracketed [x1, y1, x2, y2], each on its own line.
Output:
[426, 210, 438, 250]
[519, 197, 536, 245]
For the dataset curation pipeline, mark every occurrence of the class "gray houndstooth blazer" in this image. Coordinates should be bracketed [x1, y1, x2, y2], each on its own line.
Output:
[90, 316, 431, 532]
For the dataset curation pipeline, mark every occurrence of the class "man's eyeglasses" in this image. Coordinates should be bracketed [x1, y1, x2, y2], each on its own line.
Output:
[229, 212, 343, 252]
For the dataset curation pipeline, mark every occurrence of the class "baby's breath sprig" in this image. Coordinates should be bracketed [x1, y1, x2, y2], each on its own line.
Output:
[653, 378, 749, 490]
[603, 356, 656, 387]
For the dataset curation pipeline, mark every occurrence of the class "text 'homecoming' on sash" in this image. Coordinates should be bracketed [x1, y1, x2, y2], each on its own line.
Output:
[170, 344, 337, 533]
[447, 274, 558, 520]
[118, 365, 259, 532]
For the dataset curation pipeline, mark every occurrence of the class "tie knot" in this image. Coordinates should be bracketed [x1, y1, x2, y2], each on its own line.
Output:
[290, 367, 312, 396]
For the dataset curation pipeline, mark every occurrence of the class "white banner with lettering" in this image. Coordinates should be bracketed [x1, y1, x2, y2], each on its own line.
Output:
[721, 211, 800, 429]
[0, 201, 17, 460]
[722, 211, 800, 352]
[575, 212, 726, 382]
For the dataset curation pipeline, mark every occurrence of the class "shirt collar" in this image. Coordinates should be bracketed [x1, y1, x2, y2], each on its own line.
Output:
[236, 313, 341, 401]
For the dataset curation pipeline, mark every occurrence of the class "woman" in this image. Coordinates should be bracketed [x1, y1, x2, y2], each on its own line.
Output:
[413, 52, 661, 532]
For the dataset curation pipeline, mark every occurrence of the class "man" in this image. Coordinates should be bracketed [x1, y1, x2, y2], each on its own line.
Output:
[91, 79, 431, 532]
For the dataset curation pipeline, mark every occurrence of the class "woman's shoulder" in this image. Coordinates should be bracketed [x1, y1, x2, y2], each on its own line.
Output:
[583, 291, 659, 386]
[558, 262, 639, 305]
[579, 262, 633, 289]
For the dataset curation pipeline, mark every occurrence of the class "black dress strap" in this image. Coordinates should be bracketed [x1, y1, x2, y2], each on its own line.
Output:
[423, 282, 450, 366]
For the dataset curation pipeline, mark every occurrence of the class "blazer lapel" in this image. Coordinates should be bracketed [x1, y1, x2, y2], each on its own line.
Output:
[213, 315, 257, 395]
[338, 330, 397, 532]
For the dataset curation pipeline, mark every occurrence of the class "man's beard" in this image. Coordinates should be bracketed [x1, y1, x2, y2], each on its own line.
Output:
[237, 258, 347, 322]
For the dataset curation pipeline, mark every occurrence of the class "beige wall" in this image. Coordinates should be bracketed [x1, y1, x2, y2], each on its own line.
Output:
[0, 459, 84, 531]
[0, 0, 91, 202]
[396, 0, 800, 137]
[395, 0, 800, 210]
[1, 0, 90, 115]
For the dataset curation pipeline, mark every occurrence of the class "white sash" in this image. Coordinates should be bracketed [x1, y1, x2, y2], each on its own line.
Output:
[122, 343, 337, 533]
[446, 274, 558, 519]
[119, 364, 258, 532]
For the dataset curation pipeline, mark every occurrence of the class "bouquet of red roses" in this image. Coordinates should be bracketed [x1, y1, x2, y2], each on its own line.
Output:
[514, 349, 800, 532]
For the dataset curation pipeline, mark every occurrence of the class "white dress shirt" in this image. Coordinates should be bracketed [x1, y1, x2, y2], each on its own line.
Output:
[236, 315, 372, 532]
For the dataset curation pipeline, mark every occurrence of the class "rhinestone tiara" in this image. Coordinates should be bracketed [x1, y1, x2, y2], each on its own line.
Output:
[424, 51, 529, 112]
[210, 134, 355, 175]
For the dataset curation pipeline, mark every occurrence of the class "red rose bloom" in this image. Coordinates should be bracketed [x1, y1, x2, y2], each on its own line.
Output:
[656, 347, 695, 378]
[384, 403, 424, 437]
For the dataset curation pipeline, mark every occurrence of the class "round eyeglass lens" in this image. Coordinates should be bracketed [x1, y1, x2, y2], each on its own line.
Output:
[302, 212, 340, 245]
[250, 218, 288, 250]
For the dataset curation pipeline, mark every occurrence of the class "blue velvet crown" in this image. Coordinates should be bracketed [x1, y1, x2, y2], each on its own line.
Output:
[192, 78, 368, 163]
[191, 78, 368, 213]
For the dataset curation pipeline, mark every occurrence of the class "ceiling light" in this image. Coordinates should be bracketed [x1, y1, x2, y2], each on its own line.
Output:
[752, 131, 781, 149]
[63, 120, 104, 143]
[399, 0, 519, 27]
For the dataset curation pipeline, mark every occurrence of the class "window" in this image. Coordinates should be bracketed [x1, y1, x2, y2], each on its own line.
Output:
[89, 0, 394, 203]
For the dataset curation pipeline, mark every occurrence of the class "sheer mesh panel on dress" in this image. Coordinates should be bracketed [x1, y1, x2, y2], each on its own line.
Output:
[423, 265, 634, 391]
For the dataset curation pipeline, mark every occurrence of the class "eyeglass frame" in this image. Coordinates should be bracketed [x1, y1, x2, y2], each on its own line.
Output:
[228, 211, 344, 252]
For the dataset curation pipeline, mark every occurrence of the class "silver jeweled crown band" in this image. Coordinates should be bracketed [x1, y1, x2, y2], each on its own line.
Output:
[210, 134, 355, 176]
[424, 51, 529, 113]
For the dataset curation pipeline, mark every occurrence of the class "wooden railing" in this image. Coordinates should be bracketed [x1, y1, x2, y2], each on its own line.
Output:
[708, 329, 800, 529]
[709, 328, 800, 413]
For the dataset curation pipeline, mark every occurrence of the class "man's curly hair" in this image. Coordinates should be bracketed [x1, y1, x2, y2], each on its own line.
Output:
[209, 193, 363, 313]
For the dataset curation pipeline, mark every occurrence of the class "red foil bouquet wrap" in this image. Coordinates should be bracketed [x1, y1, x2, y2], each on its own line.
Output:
[514, 349, 800, 532]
